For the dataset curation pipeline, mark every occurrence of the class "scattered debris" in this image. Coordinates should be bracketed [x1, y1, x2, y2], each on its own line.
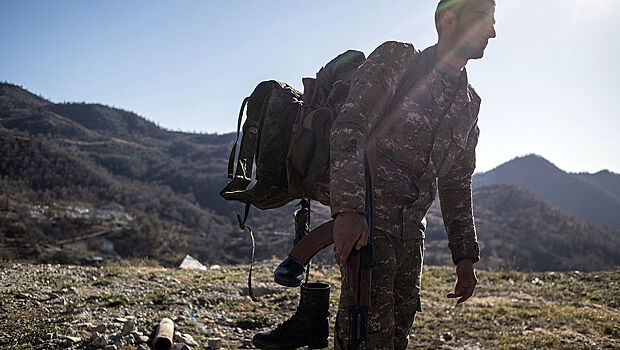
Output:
[176, 332, 198, 346]
[179, 255, 207, 271]
[152, 318, 175, 350]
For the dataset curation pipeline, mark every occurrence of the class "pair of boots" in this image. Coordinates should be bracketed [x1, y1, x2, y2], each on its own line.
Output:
[252, 282, 330, 350]
[253, 200, 330, 349]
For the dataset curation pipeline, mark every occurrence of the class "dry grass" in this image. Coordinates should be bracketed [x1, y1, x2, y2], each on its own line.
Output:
[0, 260, 617, 349]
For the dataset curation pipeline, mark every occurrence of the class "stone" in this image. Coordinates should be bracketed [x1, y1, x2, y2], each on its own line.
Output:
[208, 338, 223, 349]
[104, 345, 117, 350]
[179, 333, 198, 346]
[240, 283, 278, 298]
[172, 343, 190, 350]
[91, 334, 108, 347]
[77, 322, 94, 329]
[122, 320, 135, 334]
[130, 331, 143, 340]
[179, 255, 207, 270]
[441, 331, 454, 342]
[58, 335, 81, 343]
[138, 335, 150, 343]
[531, 277, 542, 285]
[123, 334, 134, 345]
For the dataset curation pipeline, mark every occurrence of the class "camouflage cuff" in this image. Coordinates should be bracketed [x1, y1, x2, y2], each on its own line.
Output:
[449, 241, 480, 265]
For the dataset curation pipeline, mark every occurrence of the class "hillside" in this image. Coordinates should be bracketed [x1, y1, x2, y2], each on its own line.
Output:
[573, 170, 620, 202]
[0, 82, 618, 272]
[0, 82, 332, 266]
[0, 261, 618, 349]
[473, 154, 620, 229]
[424, 185, 620, 271]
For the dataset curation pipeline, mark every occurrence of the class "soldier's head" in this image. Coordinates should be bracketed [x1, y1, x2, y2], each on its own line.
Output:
[435, 0, 496, 60]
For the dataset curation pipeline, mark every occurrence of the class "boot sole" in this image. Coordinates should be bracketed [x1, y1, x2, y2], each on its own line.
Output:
[252, 338, 328, 350]
[273, 275, 302, 288]
[308, 339, 329, 349]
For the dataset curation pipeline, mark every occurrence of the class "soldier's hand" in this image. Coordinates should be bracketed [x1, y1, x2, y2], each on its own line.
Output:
[333, 211, 369, 267]
[447, 258, 477, 304]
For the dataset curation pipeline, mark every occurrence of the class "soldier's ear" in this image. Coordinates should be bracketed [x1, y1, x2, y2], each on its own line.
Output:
[439, 10, 458, 36]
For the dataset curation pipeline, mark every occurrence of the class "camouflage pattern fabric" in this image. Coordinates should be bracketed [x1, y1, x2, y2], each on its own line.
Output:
[220, 80, 302, 210]
[330, 41, 481, 349]
[334, 230, 423, 350]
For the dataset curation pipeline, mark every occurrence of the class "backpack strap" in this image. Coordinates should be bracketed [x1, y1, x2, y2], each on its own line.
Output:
[236, 201, 258, 302]
[228, 96, 251, 179]
[365, 46, 422, 183]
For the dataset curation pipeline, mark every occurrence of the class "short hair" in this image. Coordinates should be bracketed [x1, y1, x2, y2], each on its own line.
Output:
[435, 0, 495, 38]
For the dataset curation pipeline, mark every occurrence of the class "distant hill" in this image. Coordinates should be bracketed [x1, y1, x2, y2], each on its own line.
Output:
[1, 82, 617, 271]
[573, 170, 620, 202]
[473, 154, 620, 229]
[424, 185, 620, 271]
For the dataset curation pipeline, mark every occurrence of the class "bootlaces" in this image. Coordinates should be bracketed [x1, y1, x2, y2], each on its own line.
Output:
[273, 313, 304, 335]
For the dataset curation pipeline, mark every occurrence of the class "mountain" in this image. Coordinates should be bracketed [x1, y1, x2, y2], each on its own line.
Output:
[0, 82, 617, 271]
[0, 82, 329, 266]
[0, 125, 236, 265]
[424, 184, 620, 271]
[473, 154, 620, 229]
[573, 170, 620, 202]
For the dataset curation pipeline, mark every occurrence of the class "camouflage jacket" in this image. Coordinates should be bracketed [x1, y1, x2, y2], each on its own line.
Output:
[329, 41, 480, 264]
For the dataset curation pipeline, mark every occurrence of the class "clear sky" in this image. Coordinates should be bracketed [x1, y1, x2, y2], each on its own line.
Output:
[1, 0, 618, 173]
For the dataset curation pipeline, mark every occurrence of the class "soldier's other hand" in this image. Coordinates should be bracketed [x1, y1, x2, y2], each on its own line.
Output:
[447, 258, 477, 304]
[333, 211, 369, 267]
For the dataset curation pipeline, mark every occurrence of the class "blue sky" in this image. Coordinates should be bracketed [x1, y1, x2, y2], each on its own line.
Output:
[1, 0, 619, 173]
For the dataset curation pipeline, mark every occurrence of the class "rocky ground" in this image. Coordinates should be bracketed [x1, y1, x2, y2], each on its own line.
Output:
[0, 259, 618, 349]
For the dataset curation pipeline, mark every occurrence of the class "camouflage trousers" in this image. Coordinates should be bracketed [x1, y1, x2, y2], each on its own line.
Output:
[334, 226, 424, 350]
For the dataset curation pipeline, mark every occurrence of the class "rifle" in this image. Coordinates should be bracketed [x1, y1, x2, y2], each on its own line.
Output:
[285, 157, 374, 350]
[287, 172, 373, 350]
[346, 237, 373, 349]
[348, 165, 374, 349]
[287, 220, 373, 349]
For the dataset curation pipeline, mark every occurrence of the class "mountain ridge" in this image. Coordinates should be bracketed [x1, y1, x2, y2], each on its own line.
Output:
[473, 154, 620, 229]
[1, 82, 618, 271]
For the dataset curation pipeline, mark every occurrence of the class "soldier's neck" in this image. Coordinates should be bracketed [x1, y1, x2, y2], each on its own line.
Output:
[435, 41, 467, 77]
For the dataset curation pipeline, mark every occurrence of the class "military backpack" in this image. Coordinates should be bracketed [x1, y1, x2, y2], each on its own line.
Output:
[220, 50, 367, 215]
[220, 44, 430, 221]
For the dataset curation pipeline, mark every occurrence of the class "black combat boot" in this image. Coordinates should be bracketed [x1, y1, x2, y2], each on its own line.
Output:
[274, 200, 310, 287]
[274, 256, 306, 287]
[252, 282, 330, 350]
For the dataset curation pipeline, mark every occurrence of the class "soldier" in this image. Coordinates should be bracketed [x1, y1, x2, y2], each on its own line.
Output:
[331, 0, 496, 348]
